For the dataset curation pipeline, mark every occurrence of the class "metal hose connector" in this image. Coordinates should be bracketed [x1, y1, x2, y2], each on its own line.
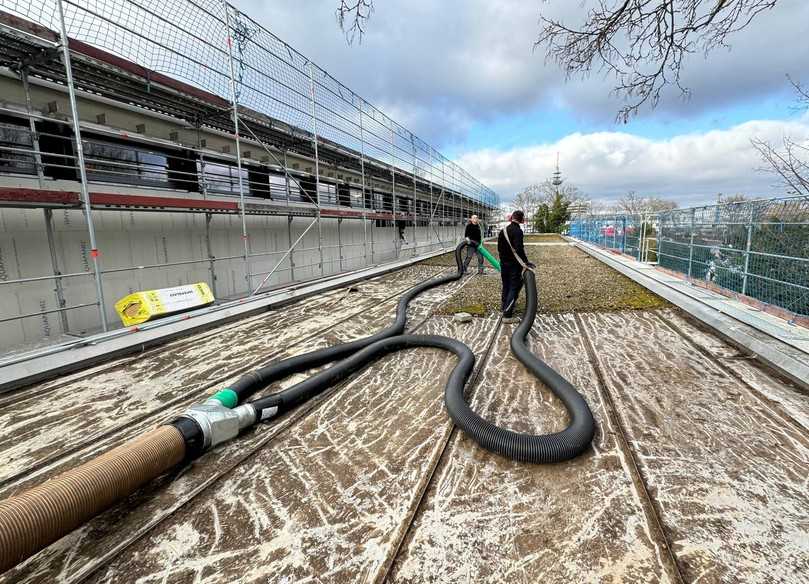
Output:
[0, 425, 186, 573]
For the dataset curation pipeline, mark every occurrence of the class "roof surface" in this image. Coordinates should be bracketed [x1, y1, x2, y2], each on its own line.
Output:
[1, 246, 807, 583]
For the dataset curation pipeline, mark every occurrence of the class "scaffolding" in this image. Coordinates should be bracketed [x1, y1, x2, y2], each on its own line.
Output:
[0, 0, 499, 351]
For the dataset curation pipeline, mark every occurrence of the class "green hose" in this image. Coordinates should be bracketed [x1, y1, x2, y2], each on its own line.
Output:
[477, 243, 501, 272]
[208, 388, 238, 408]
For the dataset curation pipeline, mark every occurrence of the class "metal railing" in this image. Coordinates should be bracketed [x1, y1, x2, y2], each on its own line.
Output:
[1, 0, 497, 207]
[569, 195, 809, 318]
[568, 213, 660, 262]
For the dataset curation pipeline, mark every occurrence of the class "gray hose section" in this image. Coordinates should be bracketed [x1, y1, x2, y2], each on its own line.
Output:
[445, 269, 595, 463]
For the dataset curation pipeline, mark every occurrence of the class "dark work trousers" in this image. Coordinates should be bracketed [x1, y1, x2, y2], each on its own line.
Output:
[500, 262, 523, 317]
[463, 245, 484, 272]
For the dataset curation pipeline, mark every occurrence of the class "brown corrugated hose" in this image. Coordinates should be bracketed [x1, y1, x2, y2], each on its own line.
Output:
[0, 425, 186, 573]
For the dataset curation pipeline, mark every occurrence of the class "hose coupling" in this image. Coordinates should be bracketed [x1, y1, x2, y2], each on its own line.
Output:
[178, 403, 256, 450]
[205, 388, 238, 408]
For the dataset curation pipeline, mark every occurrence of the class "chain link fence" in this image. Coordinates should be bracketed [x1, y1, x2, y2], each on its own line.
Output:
[569, 195, 809, 318]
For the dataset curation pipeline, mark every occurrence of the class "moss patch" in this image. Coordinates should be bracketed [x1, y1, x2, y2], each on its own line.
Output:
[429, 241, 669, 317]
[524, 233, 565, 242]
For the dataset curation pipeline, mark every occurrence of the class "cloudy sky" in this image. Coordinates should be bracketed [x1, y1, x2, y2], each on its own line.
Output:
[232, 0, 809, 207]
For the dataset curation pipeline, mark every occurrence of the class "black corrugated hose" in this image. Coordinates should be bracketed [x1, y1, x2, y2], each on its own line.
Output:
[241, 241, 595, 463]
[443, 268, 595, 462]
[232, 242, 469, 413]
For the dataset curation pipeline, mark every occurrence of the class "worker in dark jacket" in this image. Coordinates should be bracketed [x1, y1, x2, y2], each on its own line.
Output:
[497, 210, 535, 323]
[463, 215, 485, 274]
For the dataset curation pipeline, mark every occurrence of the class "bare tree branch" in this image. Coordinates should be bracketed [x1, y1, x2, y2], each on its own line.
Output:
[336, 0, 374, 45]
[751, 78, 809, 196]
[752, 137, 809, 197]
[617, 190, 679, 214]
[787, 74, 809, 113]
[511, 185, 543, 221]
[536, 1, 779, 122]
[513, 180, 584, 222]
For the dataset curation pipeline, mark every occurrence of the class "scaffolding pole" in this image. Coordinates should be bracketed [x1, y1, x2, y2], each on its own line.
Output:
[411, 138, 418, 256]
[287, 216, 296, 282]
[205, 213, 217, 298]
[197, 123, 208, 198]
[308, 62, 325, 276]
[56, 0, 108, 332]
[222, 3, 251, 294]
[43, 209, 70, 334]
[20, 69, 44, 185]
[452, 165, 458, 240]
[337, 218, 344, 271]
[428, 150, 434, 249]
[390, 127, 398, 258]
[358, 101, 370, 265]
[283, 150, 290, 206]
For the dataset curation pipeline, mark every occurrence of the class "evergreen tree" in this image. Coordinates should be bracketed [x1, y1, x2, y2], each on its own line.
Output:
[533, 192, 571, 233]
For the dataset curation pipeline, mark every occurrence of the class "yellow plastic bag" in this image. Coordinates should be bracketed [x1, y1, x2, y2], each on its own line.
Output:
[114, 282, 214, 327]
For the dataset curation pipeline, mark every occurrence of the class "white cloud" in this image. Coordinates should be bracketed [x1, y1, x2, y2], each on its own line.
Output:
[233, 0, 809, 144]
[229, 0, 809, 208]
[455, 115, 809, 207]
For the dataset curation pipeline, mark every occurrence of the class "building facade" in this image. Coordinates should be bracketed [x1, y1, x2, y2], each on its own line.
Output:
[0, 4, 498, 352]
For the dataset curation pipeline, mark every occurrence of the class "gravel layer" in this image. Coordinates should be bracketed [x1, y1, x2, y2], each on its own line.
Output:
[421, 241, 668, 316]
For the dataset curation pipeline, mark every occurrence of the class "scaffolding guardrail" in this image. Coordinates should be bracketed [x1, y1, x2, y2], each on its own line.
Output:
[0, 0, 497, 350]
[1, 0, 497, 207]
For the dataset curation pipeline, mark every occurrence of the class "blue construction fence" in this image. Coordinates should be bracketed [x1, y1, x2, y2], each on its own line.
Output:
[569, 195, 809, 318]
[568, 214, 652, 260]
